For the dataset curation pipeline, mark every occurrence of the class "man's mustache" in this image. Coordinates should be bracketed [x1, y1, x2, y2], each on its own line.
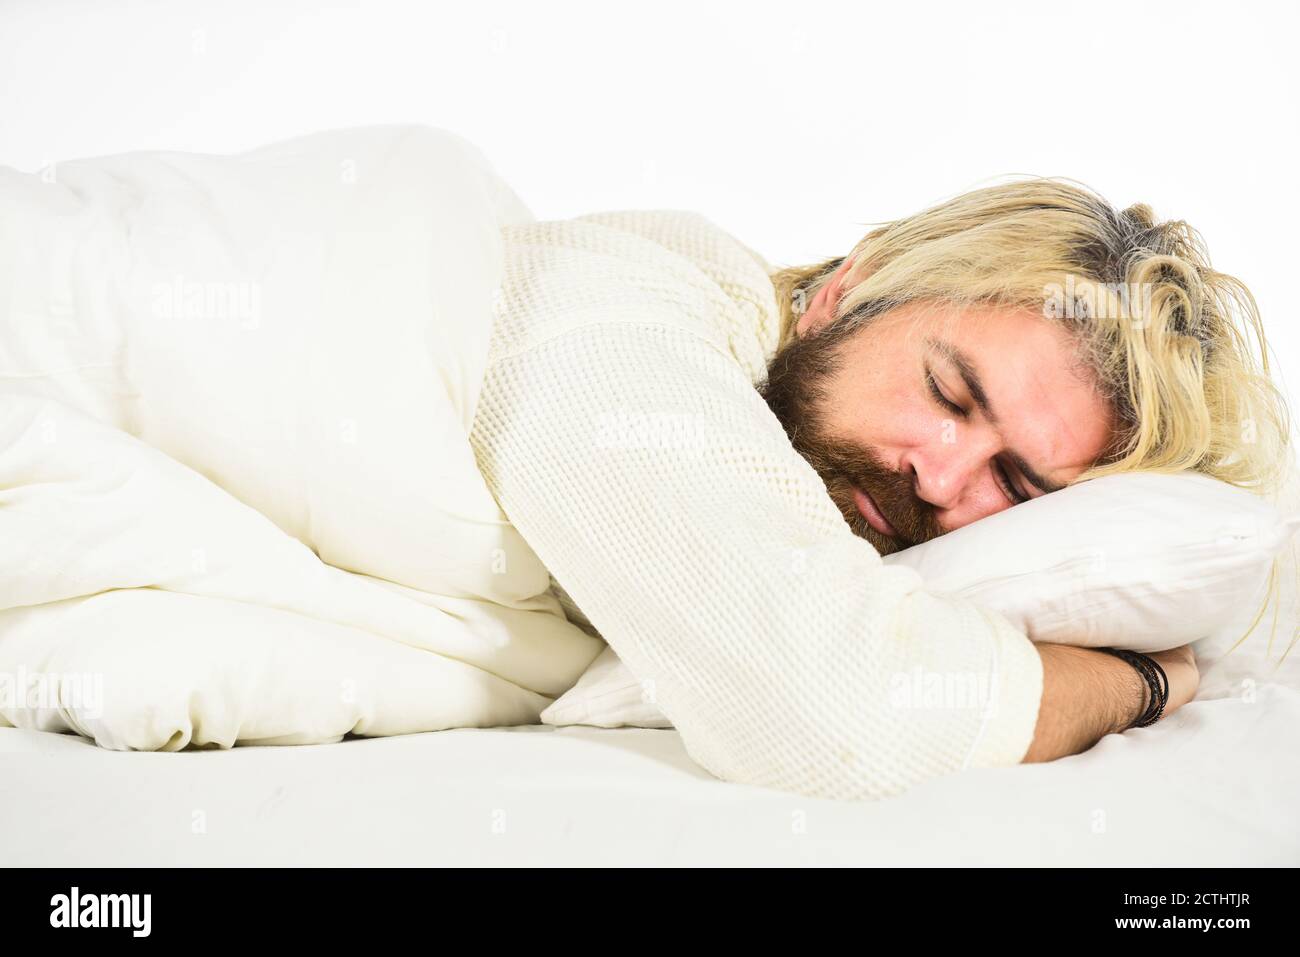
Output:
[799, 439, 943, 551]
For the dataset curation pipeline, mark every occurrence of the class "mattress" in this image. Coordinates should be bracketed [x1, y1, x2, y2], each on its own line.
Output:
[4, 684, 1297, 867]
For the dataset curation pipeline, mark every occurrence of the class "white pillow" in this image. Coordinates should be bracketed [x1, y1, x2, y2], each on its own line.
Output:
[537, 643, 674, 731]
[541, 470, 1300, 729]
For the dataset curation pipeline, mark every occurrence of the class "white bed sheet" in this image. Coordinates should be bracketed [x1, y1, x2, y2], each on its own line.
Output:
[3, 683, 1297, 867]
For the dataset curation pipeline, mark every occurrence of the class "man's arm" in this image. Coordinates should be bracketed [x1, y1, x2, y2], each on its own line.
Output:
[470, 294, 1175, 799]
[1026, 643, 1198, 762]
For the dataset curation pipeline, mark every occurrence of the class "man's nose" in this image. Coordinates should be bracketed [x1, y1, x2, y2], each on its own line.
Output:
[902, 433, 1001, 520]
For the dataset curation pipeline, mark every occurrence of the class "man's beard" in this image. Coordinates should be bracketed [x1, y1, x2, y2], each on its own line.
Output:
[758, 323, 943, 556]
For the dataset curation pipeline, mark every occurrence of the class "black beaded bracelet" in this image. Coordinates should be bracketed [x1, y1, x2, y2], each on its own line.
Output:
[1126, 651, 1168, 727]
[1100, 648, 1169, 729]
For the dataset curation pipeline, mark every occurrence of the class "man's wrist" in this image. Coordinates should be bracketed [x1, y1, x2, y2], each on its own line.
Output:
[1098, 648, 1149, 735]
[1028, 643, 1150, 763]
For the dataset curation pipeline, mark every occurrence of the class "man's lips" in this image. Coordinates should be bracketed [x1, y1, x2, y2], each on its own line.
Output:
[852, 485, 899, 538]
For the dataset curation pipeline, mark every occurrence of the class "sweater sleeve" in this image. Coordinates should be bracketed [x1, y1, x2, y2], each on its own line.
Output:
[470, 316, 1044, 802]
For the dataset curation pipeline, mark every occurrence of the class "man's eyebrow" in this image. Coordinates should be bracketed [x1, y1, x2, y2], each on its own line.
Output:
[925, 336, 1066, 495]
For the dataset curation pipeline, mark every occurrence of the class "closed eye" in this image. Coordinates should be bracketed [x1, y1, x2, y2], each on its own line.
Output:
[994, 459, 1029, 505]
[925, 367, 966, 417]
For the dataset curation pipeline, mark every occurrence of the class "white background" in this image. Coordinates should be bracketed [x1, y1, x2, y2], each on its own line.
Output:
[2, 0, 1295, 426]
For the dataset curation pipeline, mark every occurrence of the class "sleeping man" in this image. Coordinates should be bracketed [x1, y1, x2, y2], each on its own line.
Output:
[469, 182, 1289, 798]
[0, 129, 1290, 800]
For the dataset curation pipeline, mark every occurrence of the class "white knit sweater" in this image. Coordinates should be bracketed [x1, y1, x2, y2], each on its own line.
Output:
[469, 210, 1045, 801]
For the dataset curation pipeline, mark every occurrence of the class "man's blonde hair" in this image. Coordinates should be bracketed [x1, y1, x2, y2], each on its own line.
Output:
[770, 178, 1292, 494]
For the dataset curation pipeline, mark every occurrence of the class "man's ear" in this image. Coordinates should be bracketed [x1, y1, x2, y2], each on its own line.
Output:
[796, 256, 857, 338]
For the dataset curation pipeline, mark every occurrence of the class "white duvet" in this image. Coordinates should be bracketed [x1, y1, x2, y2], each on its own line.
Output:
[0, 126, 605, 747]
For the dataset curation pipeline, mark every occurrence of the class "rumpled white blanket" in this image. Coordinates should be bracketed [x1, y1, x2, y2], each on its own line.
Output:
[0, 126, 604, 748]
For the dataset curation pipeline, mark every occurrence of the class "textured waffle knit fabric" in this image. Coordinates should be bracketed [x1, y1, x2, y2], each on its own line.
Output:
[469, 210, 1045, 801]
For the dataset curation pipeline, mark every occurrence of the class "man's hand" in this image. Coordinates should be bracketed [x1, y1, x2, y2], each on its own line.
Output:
[1022, 642, 1199, 763]
[1148, 644, 1200, 714]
